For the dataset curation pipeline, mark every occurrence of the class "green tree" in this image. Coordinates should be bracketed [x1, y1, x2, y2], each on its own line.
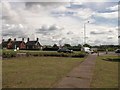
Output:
[52, 44, 59, 48]
[77, 44, 82, 48]
[83, 44, 91, 48]
[63, 44, 71, 48]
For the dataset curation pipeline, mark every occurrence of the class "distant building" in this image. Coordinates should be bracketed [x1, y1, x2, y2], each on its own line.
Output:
[2, 38, 13, 49]
[26, 38, 42, 50]
[12, 38, 26, 50]
[2, 38, 26, 50]
[2, 39, 8, 49]
[2, 38, 42, 50]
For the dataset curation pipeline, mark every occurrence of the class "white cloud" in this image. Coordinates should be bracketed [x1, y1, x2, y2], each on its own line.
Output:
[2, 2, 118, 45]
[95, 11, 118, 19]
[2, 23, 27, 38]
[74, 8, 95, 20]
[107, 5, 118, 11]
[2, 2, 24, 24]
[1, 0, 109, 2]
[71, 0, 109, 4]
[53, 5, 95, 20]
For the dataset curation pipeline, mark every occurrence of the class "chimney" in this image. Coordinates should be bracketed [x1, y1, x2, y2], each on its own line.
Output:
[14, 38, 16, 41]
[27, 38, 29, 42]
[36, 38, 39, 42]
[2, 39, 4, 42]
[22, 38, 24, 42]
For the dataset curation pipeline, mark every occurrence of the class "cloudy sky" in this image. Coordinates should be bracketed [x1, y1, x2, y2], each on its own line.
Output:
[1, 0, 119, 46]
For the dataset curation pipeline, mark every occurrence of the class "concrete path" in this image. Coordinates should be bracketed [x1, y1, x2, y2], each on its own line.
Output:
[55, 54, 97, 88]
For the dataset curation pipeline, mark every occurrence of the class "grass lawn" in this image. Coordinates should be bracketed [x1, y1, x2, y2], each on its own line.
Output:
[91, 55, 119, 88]
[3, 57, 84, 88]
[0, 49, 2, 55]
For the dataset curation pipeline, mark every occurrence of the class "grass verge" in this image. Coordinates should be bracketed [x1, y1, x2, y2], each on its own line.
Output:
[91, 55, 119, 88]
[3, 57, 84, 88]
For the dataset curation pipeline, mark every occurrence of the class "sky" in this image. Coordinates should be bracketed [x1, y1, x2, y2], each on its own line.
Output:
[1, 0, 120, 46]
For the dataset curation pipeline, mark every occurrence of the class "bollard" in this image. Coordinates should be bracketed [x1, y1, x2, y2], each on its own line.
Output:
[97, 51, 99, 56]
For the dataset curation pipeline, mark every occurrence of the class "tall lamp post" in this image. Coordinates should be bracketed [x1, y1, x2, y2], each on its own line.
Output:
[81, 21, 89, 51]
[84, 21, 89, 45]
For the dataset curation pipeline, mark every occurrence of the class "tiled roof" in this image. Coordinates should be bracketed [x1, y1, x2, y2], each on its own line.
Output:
[12, 41, 22, 47]
[26, 41, 42, 46]
[26, 41, 37, 45]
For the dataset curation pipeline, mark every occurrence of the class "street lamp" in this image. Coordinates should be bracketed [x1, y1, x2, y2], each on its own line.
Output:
[84, 21, 89, 45]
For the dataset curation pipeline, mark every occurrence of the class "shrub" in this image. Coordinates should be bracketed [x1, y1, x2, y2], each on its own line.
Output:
[71, 52, 86, 58]
[2, 50, 17, 58]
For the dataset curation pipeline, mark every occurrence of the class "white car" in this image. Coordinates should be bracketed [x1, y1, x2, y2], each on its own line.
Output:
[83, 47, 94, 54]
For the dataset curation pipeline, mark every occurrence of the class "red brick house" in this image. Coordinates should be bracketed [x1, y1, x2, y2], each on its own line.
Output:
[2, 38, 12, 49]
[2, 38, 26, 50]
[12, 38, 26, 50]
[2, 38, 42, 50]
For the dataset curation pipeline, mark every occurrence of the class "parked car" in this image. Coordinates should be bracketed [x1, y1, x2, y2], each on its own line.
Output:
[115, 49, 120, 53]
[57, 48, 73, 53]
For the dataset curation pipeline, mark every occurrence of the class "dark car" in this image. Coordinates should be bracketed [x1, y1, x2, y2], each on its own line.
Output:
[115, 49, 120, 53]
[57, 48, 73, 53]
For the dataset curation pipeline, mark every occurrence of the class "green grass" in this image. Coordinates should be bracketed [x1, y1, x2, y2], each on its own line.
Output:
[91, 55, 119, 88]
[3, 57, 84, 88]
[0, 49, 2, 55]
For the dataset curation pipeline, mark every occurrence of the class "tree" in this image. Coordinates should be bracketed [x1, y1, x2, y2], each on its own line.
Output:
[77, 44, 82, 48]
[83, 44, 91, 48]
[53, 44, 58, 48]
[52, 44, 59, 50]
[63, 44, 71, 48]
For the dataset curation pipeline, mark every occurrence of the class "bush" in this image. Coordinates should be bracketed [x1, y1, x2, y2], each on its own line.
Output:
[71, 52, 86, 58]
[2, 50, 17, 58]
[43, 47, 59, 51]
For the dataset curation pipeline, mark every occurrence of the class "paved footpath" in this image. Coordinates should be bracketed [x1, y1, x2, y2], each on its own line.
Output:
[55, 54, 97, 88]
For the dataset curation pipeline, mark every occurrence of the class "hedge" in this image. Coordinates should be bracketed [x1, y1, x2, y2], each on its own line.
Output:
[2, 50, 87, 58]
[26, 51, 86, 58]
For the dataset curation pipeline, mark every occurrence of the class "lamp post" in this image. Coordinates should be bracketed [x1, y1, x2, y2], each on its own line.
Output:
[84, 21, 89, 45]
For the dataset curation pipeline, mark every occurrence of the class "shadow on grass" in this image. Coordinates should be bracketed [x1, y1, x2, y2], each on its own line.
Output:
[102, 58, 120, 62]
